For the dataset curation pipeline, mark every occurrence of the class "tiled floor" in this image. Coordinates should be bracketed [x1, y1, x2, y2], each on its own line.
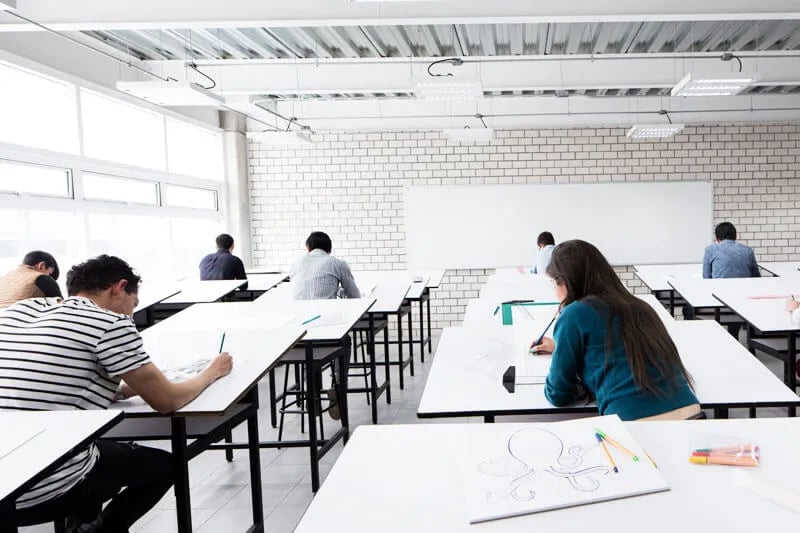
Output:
[21, 323, 795, 532]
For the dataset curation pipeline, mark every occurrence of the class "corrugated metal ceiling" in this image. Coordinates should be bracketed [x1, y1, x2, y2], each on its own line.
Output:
[84, 20, 800, 61]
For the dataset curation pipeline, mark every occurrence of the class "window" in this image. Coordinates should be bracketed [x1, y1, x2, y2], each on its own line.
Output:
[80, 89, 166, 170]
[163, 184, 217, 210]
[0, 62, 79, 154]
[0, 160, 71, 198]
[166, 118, 224, 181]
[81, 173, 159, 205]
[86, 212, 171, 281]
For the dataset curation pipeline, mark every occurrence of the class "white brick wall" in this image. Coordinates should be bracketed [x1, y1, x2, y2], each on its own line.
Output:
[248, 125, 800, 331]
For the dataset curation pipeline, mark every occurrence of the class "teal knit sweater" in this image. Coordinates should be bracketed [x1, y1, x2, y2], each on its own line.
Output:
[544, 300, 698, 420]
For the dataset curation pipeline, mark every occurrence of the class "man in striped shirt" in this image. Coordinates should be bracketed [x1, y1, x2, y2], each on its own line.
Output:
[0, 255, 233, 532]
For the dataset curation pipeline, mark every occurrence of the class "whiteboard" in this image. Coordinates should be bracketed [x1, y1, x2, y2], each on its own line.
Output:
[404, 181, 712, 269]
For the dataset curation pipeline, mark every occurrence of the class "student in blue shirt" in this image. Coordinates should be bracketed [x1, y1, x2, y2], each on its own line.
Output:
[530, 231, 555, 274]
[531, 240, 701, 421]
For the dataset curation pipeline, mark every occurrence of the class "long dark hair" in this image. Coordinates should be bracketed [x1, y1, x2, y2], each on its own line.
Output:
[546, 240, 693, 396]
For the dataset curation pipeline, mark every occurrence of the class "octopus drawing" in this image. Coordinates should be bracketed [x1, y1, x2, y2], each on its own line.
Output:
[477, 427, 610, 502]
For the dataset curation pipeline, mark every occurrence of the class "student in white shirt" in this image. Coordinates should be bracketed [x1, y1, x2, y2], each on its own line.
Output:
[531, 231, 556, 274]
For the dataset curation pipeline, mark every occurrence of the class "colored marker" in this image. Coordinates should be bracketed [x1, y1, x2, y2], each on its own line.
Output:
[596, 433, 618, 473]
[218, 332, 226, 352]
[694, 445, 759, 454]
[493, 305, 500, 316]
[302, 314, 321, 325]
[595, 429, 639, 462]
[645, 452, 658, 469]
[689, 455, 759, 467]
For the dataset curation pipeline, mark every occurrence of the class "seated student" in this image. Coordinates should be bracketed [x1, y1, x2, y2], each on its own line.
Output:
[199, 233, 248, 283]
[531, 240, 701, 421]
[1, 255, 232, 532]
[530, 231, 556, 274]
[702, 222, 760, 279]
[688, 222, 760, 336]
[290, 231, 360, 300]
[0, 250, 62, 307]
[784, 297, 800, 377]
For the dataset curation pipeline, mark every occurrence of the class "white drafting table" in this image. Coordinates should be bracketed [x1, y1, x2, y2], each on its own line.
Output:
[159, 279, 247, 305]
[462, 298, 560, 327]
[633, 263, 702, 292]
[295, 418, 800, 533]
[243, 272, 288, 292]
[409, 269, 446, 288]
[667, 277, 760, 309]
[0, 410, 124, 532]
[758, 261, 800, 278]
[117, 325, 306, 417]
[637, 294, 675, 323]
[479, 277, 557, 303]
[712, 279, 800, 398]
[417, 321, 799, 421]
[134, 283, 180, 314]
[352, 272, 412, 313]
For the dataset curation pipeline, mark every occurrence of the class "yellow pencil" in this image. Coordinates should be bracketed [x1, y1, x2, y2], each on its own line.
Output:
[595, 429, 639, 462]
[595, 432, 618, 473]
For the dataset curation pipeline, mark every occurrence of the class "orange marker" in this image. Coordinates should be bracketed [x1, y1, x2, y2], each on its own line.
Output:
[689, 456, 759, 467]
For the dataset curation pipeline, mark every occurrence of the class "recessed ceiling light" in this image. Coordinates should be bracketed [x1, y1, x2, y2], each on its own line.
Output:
[626, 124, 685, 140]
[671, 73, 756, 97]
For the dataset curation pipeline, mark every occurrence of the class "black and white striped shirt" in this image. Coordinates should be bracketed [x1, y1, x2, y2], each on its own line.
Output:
[0, 297, 150, 508]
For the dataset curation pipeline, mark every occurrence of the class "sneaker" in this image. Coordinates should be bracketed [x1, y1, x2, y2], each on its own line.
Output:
[326, 387, 340, 420]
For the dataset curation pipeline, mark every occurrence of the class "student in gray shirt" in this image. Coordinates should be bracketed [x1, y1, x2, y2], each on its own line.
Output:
[290, 231, 361, 300]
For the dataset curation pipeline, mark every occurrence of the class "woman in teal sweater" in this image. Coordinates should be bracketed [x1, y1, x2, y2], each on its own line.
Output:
[532, 240, 701, 421]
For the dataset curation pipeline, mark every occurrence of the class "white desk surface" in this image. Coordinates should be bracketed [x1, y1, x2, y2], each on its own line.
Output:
[409, 269, 446, 288]
[134, 283, 180, 313]
[633, 263, 702, 292]
[160, 279, 247, 304]
[118, 325, 306, 416]
[667, 277, 765, 308]
[462, 298, 560, 327]
[758, 261, 800, 278]
[479, 277, 558, 303]
[244, 272, 288, 291]
[0, 410, 123, 504]
[353, 272, 411, 313]
[417, 320, 798, 418]
[711, 278, 800, 334]
[253, 292, 376, 340]
[637, 294, 675, 323]
[295, 417, 800, 532]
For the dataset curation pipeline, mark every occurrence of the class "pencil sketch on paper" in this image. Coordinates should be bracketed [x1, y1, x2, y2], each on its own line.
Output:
[476, 427, 609, 503]
[162, 358, 211, 382]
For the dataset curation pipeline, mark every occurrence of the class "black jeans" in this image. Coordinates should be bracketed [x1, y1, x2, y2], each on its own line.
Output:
[16, 440, 173, 532]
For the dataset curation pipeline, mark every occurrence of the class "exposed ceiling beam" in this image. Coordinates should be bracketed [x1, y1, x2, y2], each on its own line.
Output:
[4, 0, 800, 32]
[143, 54, 800, 96]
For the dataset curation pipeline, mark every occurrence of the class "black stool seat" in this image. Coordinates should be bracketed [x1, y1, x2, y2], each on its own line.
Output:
[279, 345, 342, 364]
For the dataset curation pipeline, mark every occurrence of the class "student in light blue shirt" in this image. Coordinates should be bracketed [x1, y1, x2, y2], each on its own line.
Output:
[702, 222, 760, 279]
[531, 231, 555, 274]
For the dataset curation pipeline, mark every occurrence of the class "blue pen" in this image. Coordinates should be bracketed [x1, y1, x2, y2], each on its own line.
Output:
[529, 313, 558, 353]
[302, 314, 321, 325]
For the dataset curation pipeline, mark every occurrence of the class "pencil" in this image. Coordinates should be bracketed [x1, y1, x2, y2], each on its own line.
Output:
[302, 314, 321, 325]
[645, 452, 658, 469]
[596, 429, 639, 462]
[218, 332, 226, 353]
[596, 433, 618, 473]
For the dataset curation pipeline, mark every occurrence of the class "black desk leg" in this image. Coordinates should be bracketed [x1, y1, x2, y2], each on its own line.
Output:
[407, 307, 415, 377]
[247, 408, 264, 530]
[484, 415, 495, 423]
[268, 370, 277, 428]
[790, 332, 797, 417]
[304, 342, 320, 492]
[368, 313, 378, 424]
[426, 291, 432, 354]
[713, 408, 729, 419]
[383, 325, 391, 404]
[0, 500, 18, 533]
[668, 290, 675, 317]
[171, 418, 192, 533]
[418, 299, 425, 362]
[338, 343, 350, 444]
[397, 313, 405, 390]
[224, 431, 234, 462]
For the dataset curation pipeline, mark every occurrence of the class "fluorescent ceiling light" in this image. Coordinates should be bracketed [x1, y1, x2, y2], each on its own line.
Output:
[626, 124, 685, 140]
[443, 128, 494, 144]
[671, 73, 756, 97]
[415, 80, 483, 100]
[247, 131, 313, 145]
[116, 81, 224, 106]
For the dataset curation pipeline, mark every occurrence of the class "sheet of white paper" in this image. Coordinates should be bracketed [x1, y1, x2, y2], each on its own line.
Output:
[0, 426, 45, 461]
[513, 326, 551, 385]
[457, 415, 670, 524]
